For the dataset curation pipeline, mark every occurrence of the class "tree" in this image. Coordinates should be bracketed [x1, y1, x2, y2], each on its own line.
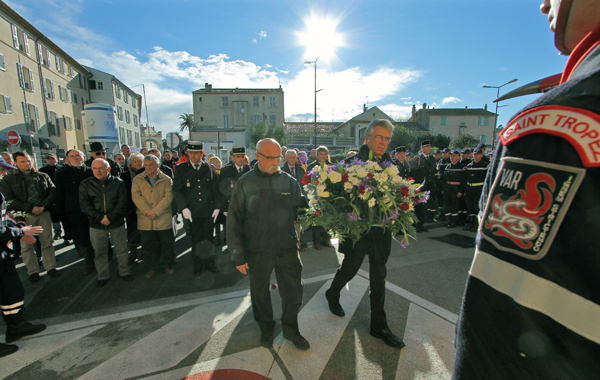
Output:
[247, 123, 291, 148]
[389, 125, 417, 153]
[449, 132, 480, 149]
[433, 134, 452, 150]
[179, 113, 194, 140]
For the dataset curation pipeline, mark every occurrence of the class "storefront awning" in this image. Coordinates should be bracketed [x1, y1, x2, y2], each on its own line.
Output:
[38, 137, 57, 149]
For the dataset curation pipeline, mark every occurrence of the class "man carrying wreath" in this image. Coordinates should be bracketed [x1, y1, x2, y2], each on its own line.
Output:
[325, 119, 406, 349]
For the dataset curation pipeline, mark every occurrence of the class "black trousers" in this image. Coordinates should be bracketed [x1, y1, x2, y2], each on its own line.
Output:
[71, 219, 95, 269]
[247, 249, 303, 337]
[140, 230, 175, 270]
[330, 228, 392, 331]
[190, 216, 215, 270]
[465, 186, 483, 217]
[443, 185, 461, 215]
[0, 257, 25, 326]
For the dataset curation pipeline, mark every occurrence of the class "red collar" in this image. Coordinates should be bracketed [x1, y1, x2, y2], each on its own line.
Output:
[561, 22, 600, 83]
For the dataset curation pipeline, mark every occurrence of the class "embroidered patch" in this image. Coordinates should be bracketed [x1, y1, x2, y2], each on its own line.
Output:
[500, 105, 600, 167]
[480, 157, 585, 260]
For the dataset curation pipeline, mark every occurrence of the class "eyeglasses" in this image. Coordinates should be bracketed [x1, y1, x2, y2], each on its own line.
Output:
[93, 152, 106, 156]
[257, 152, 281, 161]
[373, 135, 391, 142]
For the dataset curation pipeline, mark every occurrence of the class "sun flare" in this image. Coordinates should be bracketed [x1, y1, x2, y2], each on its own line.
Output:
[297, 15, 344, 62]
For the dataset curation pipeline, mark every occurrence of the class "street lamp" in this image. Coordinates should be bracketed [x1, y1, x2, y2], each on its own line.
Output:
[304, 57, 322, 147]
[482, 78, 518, 149]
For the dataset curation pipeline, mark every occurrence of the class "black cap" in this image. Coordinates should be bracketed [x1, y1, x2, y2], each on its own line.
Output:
[442, 148, 451, 153]
[421, 140, 432, 147]
[231, 146, 246, 155]
[450, 149, 460, 155]
[476, 143, 485, 149]
[406, 151, 413, 156]
[474, 147, 484, 154]
[461, 148, 470, 154]
[434, 149, 441, 154]
[170, 149, 178, 153]
[395, 146, 406, 153]
[187, 141, 203, 152]
[89, 142, 106, 152]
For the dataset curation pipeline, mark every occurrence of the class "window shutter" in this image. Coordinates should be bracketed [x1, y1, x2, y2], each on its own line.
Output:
[0, 54, 5, 70]
[5, 97, 12, 113]
[47, 110, 53, 136]
[16, 63, 25, 88]
[64, 88, 69, 102]
[55, 55, 60, 71]
[43, 77, 47, 97]
[58, 85, 63, 101]
[34, 106, 40, 132]
[37, 42, 43, 62]
[28, 69, 35, 91]
[46, 50, 51, 68]
[50, 81, 55, 100]
[23, 33, 30, 55]
[11, 24, 19, 49]
[55, 113, 60, 136]
[21, 102, 29, 126]
[68, 117, 72, 130]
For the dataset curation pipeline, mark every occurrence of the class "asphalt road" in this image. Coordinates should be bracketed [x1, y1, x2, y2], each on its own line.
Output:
[1, 220, 477, 380]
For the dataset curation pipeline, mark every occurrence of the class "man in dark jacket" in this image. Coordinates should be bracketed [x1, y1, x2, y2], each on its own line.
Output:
[173, 142, 221, 275]
[84, 142, 120, 177]
[0, 152, 59, 282]
[325, 119, 406, 349]
[441, 150, 466, 228]
[411, 140, 437, 230]
[217, 147, 250, 244]
[281, 149, 306, 183]
[38, 153, 62, 240]
[79, 159, 132, 287]
[54, 149, 95, 275]
[228, 138, 310, 350]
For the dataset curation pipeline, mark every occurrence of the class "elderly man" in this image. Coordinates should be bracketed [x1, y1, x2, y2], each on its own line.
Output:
[307, 145, 331, 173]
[132, 155, 174, 279]
[173, 142, 220, 275]
[84, 142, 120, 176]
[79, 159, 132, 287]
[453, 1, 600, 378]
[217, 147, 250, 245]
[0, 152, 60, 282]
[54, 150, 95, 275]
[228, 138, 310, 350]
[281, 149, 305, 183]
[308, 148, 318, 164]
[113, 154, 126, 174]
[306, 146, 334, 250]
[325, 119, 405, 349]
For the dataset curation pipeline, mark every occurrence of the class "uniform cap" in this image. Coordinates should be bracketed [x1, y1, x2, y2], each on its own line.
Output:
[187, 141, 204, 152]
[476, 143, 486, 149]
[461, 148, 471, 154]
[406, 151, 413, 156]
[473, 147, 484, 154]
[450, 149, 460, 155]
[395, 146, 406, 153]
[442, 148, 451, 153]
[170, 149, 178, 153]
[434, 149, 441, 154]
[231, 146, 246, 155]
[421, 140, 432, 147]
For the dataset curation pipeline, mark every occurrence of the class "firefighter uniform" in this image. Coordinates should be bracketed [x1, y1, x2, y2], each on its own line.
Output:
[463, 149, 489, 232]
[441, 151, 466, 228]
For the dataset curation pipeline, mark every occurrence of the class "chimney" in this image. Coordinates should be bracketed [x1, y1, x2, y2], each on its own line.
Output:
[205, 83, 212, 91]
[423, 103, 427, 110]
[484, 104, 488, 111]
[412, 104, 416, 119]
[363, 104, 367, 112]
[465, 106, 468, 110]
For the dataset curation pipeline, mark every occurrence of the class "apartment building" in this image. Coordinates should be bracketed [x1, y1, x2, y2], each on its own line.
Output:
[84, 66, 143, 156]
[0, 2, 91, 166]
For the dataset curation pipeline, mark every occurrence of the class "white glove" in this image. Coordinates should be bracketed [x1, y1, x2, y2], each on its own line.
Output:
[212, 209, 220, 223]
[182, 208, 193, 222]
[223, 212, 228, 216]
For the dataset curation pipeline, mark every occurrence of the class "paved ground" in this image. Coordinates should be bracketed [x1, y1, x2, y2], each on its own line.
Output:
[0, 220, 476, 379]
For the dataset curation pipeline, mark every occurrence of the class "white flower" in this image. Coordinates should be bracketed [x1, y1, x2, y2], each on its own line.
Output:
[344, 182, 353, 192]
[349, 176, 361, 186]
[329, 171, 342, 183]
[359, 192, 370, 201]
[357, 167, 368, 178]
[319, 191, 330, 198]
[310, 198, 318, 206]
[387, 166, 399, 177]
[368, 198, 376, 207]
[319, 170, 328, 181]
[374, 172, 388, 183]
[391, 176, 402, 184]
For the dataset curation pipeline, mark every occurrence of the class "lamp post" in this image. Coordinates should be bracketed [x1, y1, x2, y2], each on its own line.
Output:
[483, 78, 518, 149]
[304, 57, 322, 148]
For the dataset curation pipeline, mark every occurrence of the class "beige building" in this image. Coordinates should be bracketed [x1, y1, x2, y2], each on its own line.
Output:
[191, 83, 285, 158]
[0, 2, 91, 166]
[409, 104, 498, 148]
[334, 106, 395, 146]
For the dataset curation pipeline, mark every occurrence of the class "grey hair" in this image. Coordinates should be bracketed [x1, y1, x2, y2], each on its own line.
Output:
[148, 148, 161, 158]
[316, 145, 329, 154]
[365, 119, 393, 136]
[144, 155, 160, 165]
[128, 152, 144, 166]
[285, 149, 297, 158]
[92, 158, 109, 168]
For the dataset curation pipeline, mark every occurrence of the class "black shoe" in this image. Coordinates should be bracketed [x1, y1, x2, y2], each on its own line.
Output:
[5, 321, 47, 343]
[370, 327, 406, 349]
[193, 267, 203, 275]
[260, 332, 273, 348]
[284, 334, 310, 350]
[0, 343, 18, 357]
[82, 267, 94, 275]
[96, 279, 109, 288]
[121, 275, 134, 282]
[29, 273, 40, 282]
[47, 269, 61, 278]
[325, 289, 345, 317]
[204, 262, 219, 273]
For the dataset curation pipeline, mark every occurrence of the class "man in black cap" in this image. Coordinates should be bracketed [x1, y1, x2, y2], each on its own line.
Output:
[217, 146, 250, 245]
[475, 143, 490, 164]
[435, 148, 452, 222]
[170, 149, 179, 164]
[393, 146, 411, 179]
[441, 150, 466, 228]
[411, 140, 437, 231]
[84, 142, 120, 177]
[173, 141, 221, 274]
[456, 148, 472, 225]
[463, 147, 488, 232]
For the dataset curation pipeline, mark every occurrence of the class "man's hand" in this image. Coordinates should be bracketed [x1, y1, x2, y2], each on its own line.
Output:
[22, 225, 43, 236]
[146, 210, 157, 219]
[212, 209, 220, 223]
[21, 235, 36, 244]
[182, 208, 193, 222]
[223, 211, 228, 216]
[31, 206, 44, 216]
[236, 263, 249, 275]
[457, 193, 463, 198]
[101, 215, 110, 226]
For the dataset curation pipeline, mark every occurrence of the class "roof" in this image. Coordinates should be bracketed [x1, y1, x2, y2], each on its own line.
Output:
[191, 126, 247, 132]
[82, 66, 142, 98]
[193, 87, 283, 94]
[418, 108, 497, 116]
[284, 122, 340, 134]
[333, 106, 394, 131]
[394, 121, 429, 133]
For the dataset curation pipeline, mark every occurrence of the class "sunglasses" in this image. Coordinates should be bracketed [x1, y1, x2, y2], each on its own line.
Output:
[93, 152, 107, 156]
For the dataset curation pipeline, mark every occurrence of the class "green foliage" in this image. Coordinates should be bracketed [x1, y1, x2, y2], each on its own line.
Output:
[247, 123, 291, 148]
[162, 132, 187, 152]
[178, 113, 194, 139]
[389, 125, 417, 153]
[449, 132, 480, 149]
[433, 134, 452, 149]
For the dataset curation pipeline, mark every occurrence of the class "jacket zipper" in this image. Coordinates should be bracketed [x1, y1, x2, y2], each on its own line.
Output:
[102, 181, 107, 229]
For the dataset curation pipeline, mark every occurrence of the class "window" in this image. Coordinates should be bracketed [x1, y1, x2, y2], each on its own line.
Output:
[97, 81, 104, 90]
[17, 64, 35, 92]
[479, 135, 487, 144]
[11, 24, 30, 56]
[135, 132, 140, 147]
[0, 53, 5, 71]
[0, 94, 12, 113]
[133, 114, 138, 127]
[269, 115, 276, 126]
[441, 116, 447, 126]
[119, 127, 126, 143]
[25, 103, 40, 132]
[132, 98, 136, 109]
[47, 111, 59, 136]
[44, 78, 55, 100]
[55, 55, 62, 72]
[76, 119, 81, 130]
[269, 96, 276, 107]
[71, 91, 78, 104]
[58, 86, 69, 102]
[222, 96, 229, 107]
[66, 64, 73, 77]
[125, 109, 130, 124]
[124, 92, 128, 103]
[88, 80, 96, 90]
[251, 115, 262, 125]
[200, 117, 203, 121]
[117, 106, 123, 120]
[253, 96, 259, 107]
[127, 130, 133, 146]
[223, 115, 229, 128]
[63, 115, 73, 131]
[478, 116, 489, 126]
[114, 84, 121, 99]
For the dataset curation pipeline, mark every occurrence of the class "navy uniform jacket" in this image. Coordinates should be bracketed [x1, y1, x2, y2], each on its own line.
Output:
[441, 162, 465, 192]
[464, 159, 488, 186]
[394, 159, 411, 179]
[173, 161, 220, 219]
[453, 25, 600, 380]
[218, 162, 250, 212]
[411, 153, 437, 190]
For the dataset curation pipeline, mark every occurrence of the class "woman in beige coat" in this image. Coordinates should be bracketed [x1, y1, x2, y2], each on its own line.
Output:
[131, 155, 174, 279]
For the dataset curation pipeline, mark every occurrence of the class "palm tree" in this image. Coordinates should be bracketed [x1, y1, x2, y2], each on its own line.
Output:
[179, 113, 194, 140]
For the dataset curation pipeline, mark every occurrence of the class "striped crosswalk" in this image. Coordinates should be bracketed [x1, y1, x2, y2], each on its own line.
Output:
[0, 271, 458, 380]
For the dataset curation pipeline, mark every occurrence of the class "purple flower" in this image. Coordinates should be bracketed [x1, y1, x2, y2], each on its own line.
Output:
[419, 191, 431, 203]
[381, 209, 400, 225]
[366, 186, 374, 193]
[380, 160, 393, 168]
[308, 169, 317, 176]
[347, 211, 362, 221]
[351, 157, 363, 166]
[390, 209, 399, 219]
[400, 237, 411, 248]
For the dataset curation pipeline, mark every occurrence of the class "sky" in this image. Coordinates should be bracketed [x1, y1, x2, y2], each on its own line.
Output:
[8, 0, 568, 136]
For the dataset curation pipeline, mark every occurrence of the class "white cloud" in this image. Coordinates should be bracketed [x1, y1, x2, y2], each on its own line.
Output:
[442, 96, 461, 105]
[257, 30, 267, 39]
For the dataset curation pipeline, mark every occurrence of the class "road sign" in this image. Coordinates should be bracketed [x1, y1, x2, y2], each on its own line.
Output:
[165, 132, 180, 149]
[7, 130, 20, 145]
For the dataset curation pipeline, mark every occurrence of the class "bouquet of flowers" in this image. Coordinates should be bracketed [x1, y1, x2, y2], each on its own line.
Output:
[299, 152, 429, 247]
